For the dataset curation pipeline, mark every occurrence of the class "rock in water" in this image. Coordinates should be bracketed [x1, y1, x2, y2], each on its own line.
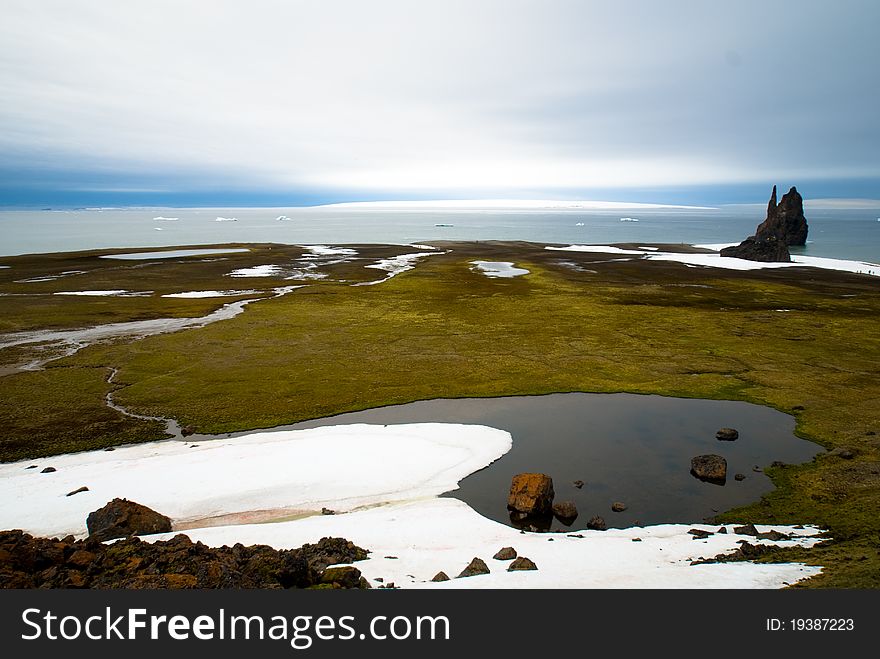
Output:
[507, 557, 538, 571]
[690, 455, 728, 484]
[587, 516, 607, 531]
[611, 501, 628, 512]
[86, 498, 172, 541]
[719, 185, 808, 262]
[552, 500, 578, 521]
[457, 557, 490, 578]
[716, 428, 739, 441]
[507, 473, 555, 516]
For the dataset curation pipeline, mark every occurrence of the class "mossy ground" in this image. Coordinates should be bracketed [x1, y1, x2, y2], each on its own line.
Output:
[1, 241, 878, 586]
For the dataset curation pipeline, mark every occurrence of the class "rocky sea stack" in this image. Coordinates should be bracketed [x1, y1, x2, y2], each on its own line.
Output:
[720, 185, 808, 262]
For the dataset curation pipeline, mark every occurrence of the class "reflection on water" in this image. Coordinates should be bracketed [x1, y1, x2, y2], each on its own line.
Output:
[278, 393, 820, 529]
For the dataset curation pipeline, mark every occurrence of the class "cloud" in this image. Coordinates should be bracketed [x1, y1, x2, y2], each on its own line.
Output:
[1, 0, 878, 198]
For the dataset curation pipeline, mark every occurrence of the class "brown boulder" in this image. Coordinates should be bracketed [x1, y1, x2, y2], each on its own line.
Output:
[552, 500, 578, 521]
[493, 547, 517, 561]
[587, 516, 607, 531]
[690, 455, 727, 484]
[716, 428, 739, 441]
[86, 498, 172, 542]
[611, 501, 627, 512]
[507, 473, 554, 516]
[456, 557, 490, 578]
[320, 566, 362, 589]
[507, 557, 537, 571]
[431, 571, 450, 582]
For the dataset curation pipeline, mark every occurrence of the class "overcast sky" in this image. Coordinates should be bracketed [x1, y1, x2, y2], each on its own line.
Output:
[1, 0, 878, 205]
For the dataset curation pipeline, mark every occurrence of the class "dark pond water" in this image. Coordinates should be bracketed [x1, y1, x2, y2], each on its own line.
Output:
[254, 392, 820, 529]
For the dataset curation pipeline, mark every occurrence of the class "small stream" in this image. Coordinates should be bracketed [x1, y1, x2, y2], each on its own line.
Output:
[0, 285, 303, 370]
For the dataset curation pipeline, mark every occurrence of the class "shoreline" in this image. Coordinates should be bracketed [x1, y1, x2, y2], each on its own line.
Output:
[0, 422, 824, 589]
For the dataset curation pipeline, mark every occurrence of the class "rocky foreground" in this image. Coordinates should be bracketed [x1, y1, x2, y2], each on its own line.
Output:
[0, 530, 370, 589]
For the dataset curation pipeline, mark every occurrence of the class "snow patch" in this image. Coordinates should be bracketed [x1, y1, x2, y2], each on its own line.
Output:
[352, 251, 443, 286]
[547, 245, 646, 255]
[146, 499, 823, 589]
[228, 264, 283, 278]
[161, 290, 262, 298]
[0, 423, 512, 539]
[470, 261, 530, 278]
[54, 290, 151, 297]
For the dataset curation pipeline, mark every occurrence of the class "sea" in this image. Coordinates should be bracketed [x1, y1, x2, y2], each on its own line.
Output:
[1, 204, 879, 262]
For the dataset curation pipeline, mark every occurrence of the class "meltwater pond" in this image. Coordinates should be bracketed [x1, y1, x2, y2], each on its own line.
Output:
[273, 393, 820, 529]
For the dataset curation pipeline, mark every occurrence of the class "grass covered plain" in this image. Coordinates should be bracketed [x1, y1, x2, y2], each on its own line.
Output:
[1, 241, 878, 586]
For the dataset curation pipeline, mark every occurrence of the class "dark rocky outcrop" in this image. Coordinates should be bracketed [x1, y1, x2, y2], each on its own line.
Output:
[720, 234, 791, 262]
[507, 473, 554, 516]
[456, 557, 490, 578]
[691, 541, 778, 565]
[755, 185, 808, 246]
[690, 455, 728, 484]
[572, 480, 584, 489]
[734, 473, 746, 481]
[611, 501, 627, 512]
[507, 557, 537, 571]
[319, 566, 364, 589]
[0, 530, 369, 589]
[719, 185, 808, 262]
[493, 547, 517, 561]
[431, 571, 449, 582]
[86, 499, 172, 542]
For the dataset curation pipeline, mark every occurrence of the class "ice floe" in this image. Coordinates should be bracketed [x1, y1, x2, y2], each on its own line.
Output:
[215, 216, 237, 222]
[470, 261, 530, 278]
[152, 216, 178, 221]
